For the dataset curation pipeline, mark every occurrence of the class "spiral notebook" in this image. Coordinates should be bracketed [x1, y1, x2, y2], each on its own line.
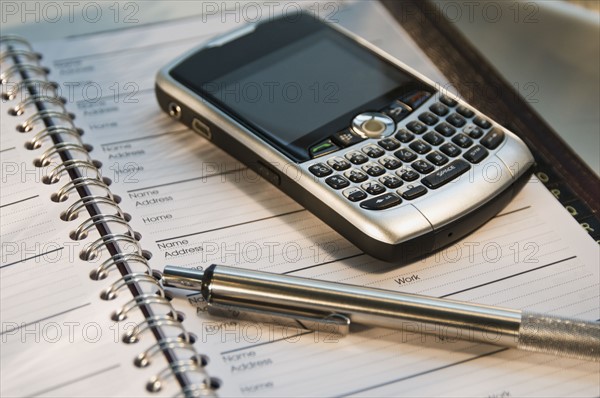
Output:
[1, 1, 598, 397]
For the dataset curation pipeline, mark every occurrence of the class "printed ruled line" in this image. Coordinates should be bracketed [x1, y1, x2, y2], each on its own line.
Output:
[28, 363, 120, 397]
[220, 331, 314, 355]
[440, 256, 577, 298]
[54, 34, 211, 63]
[76, 86, 154, 103]
[282, 253, 366, 275]
[0, 302, 91, 336]
[0, 247, 64, 269]
[100, 129, 188, 147]
[67, 13, 210, 39]
[337, 348, 508, 397]
[0, 146, 16, 153]
[0, 195, 39, 209]
[127, 168, 249, 193]
[155, 209, 306, 243]
[494, 205, 532, 218]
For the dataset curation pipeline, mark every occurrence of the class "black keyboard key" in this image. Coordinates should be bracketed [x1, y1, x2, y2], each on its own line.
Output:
[463, 145, 489, 164]
[401, 90, 432, 109]
[439, 95, 457, 107]
[344, 169, 368, 183]
[440, 142, 462, 157]
[362, 144, 385, 158]
[380, 174, 403, 189]
[378, 138, 400, 151]
[331, 128, 364, 147]
[474, 116, 492, 129]
[325, 175, 350, 189]
[463, 124, 484, 139]
[406, 120, 427, 134]
[456, 105, 474, 118]
[362, 181, 386, 195]
[309, 163, 332, 177]
[327, 157, 351, 171]
[409, 140, 432, 154]
[394, 148, 417, 162]
[418, 111, 439, 126]
[447, 113, 467, 127]
[401, 185, 427, 200]
[398, 168, 419, 182]
[429, 102, 449, 116]
[343, 187, 367, 202]
[379, 156, 402, 170]
[362, 163, 386, 177]
[421, 159, 471, 189]
[383, 100, 411, 122]
[426, 151, 449, 166]
[412, 159, 435, 174]
[346, 151, 368, 164]
[395, 129, 415, 143]
[481, 127, 505, 149]
[423, 131, 444, 146]
[452, 133, 473, 148]
[435, 122, 456, 137]
[360, 193, 401, 210]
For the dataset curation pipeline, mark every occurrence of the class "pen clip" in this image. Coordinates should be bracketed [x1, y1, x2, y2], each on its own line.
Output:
[207, 302, 351, 335]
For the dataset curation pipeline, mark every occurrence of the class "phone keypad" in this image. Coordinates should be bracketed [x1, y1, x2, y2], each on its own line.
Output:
[345, 169, 368, 183]
[449, 113, 468, 128]
[394, 129, 415, 143]
[306, 94, 506, 210]
[362, 163, 386, 177]
[378, 138, 400, 151]
[409, 140, 432, 154]
[345, 151, 368, 164]
[325, 175, 350, 189]
[379, 156, 402, 170]
[362, 145, 385, 158]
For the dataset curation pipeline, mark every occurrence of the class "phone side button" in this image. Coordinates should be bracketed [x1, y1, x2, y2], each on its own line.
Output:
[256, 161, 281, 186]
[359, 193, 401, 210]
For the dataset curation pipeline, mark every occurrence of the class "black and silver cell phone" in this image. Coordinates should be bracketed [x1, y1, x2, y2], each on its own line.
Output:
[155, 13, 534, 262]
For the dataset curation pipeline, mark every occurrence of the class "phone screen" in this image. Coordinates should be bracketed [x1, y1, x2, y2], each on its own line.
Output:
[210, 33, 405, 144]
[171, 14, 429, 160]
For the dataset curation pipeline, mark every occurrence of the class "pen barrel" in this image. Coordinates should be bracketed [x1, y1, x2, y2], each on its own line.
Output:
[206, 266, 523, 348]
[518, 312, 600, 362]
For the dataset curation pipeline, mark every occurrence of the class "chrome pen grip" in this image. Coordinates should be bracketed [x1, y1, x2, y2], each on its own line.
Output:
[518, 312, 600, 362]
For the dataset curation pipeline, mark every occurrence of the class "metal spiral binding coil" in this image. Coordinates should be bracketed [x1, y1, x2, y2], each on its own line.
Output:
[0, 48, 40, 63]
[36, 142, 89, 166]
[62, 195, 122, 221]
[151, 360, 213, 396]
[101, 273, 161, 301]
[91, 252, 152, 281]
[0, 63, 48, 84]
[19, 109, 72, 132]
[2, 79, 57, 100]
[27, 126, 81, 149]
[54, 177, 113, 203]
[112, 294, 174, 322]
[80, 232, 141, 261]
[46, 159, 102, 184]
[134, 337, 201, 369]
[72, 213, 132, 240]
[10, 94, 64, 116]
[1, 36, 215, 396]
[123, 314, 190, 344]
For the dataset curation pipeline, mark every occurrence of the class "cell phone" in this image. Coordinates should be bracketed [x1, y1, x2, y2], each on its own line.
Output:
[155, 13, 534, 262]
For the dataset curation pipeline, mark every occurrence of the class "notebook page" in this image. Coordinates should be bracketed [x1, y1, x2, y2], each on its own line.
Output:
[0, 42, 199, 398]
[27, 1, 600, 397]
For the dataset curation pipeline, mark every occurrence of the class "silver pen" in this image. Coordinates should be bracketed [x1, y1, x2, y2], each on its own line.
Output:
[162, 264, 599, 362]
